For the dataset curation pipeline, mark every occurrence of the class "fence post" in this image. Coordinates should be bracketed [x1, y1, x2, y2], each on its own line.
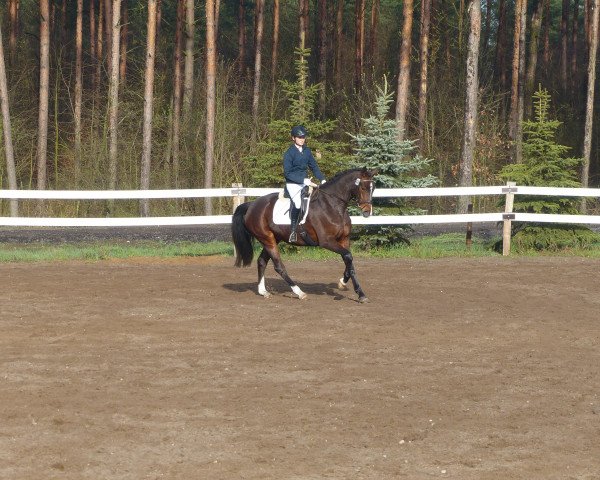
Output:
[502, 182, 516, 256]
[232, 183, 245, 213]
[465, 203, 473, 249]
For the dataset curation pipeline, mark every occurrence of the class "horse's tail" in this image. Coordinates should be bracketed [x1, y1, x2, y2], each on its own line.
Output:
[232, 202, 254, 267]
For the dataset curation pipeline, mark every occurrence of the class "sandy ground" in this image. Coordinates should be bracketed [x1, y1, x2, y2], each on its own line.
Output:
[1, 256, 599, 479]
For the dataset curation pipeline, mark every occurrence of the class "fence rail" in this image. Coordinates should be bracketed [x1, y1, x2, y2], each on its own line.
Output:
[2, 184, 600, 254]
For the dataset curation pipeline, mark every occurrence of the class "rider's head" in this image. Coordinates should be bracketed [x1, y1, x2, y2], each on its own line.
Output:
[290, 125, 308, 144]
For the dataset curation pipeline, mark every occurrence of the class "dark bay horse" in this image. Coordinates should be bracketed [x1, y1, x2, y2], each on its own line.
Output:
[231, 167, 377, 303]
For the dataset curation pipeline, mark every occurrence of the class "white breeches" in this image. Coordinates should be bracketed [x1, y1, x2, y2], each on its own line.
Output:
[286, 183, 304, 209]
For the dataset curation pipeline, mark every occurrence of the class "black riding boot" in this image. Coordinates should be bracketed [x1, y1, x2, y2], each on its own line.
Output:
[289, 206, 301, 243]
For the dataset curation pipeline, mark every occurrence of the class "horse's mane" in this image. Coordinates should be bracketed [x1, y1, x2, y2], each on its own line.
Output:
[322, 168, 363, 187]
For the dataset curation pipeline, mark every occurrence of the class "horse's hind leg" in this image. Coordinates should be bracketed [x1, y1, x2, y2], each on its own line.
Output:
[266, 244, 307, 300]
[257, 248, 272, 298]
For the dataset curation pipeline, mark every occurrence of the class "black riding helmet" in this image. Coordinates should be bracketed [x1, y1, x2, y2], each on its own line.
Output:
[291, 125, 308, 138]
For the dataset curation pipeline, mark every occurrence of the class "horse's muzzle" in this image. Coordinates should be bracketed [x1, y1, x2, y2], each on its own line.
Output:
[361, 210, 371, 218]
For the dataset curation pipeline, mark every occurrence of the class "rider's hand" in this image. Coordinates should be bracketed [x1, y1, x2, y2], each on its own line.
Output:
[303, 178, 318, 187]
[321, 179, 327, 184]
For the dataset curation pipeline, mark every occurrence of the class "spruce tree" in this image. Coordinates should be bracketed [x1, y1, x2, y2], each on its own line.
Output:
[349, 78, 437, 247]
[499, 86, 581, 214]
[245, 49, 349, 187]
[498, 86, 598, 251]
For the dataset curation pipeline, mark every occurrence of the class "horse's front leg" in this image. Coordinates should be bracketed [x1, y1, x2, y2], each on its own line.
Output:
[338, 249, 368, 303]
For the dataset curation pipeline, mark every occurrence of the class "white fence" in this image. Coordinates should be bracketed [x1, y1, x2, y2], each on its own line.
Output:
[1, 184, 600, 255]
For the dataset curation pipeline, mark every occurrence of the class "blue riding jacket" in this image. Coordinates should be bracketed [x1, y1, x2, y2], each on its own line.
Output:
[283, 144, 325, 185]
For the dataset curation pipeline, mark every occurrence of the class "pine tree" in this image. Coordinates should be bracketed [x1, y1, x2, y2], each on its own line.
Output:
[349, 77, 437, 247]
[245, 48, 349, 187]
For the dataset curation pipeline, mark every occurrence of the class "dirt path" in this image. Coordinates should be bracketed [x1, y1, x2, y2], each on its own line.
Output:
[1, 256, 599, 479]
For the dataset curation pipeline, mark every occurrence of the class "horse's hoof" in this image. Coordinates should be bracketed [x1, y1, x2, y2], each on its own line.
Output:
[358, 296, 369, 304]
[292, 285, 307, 300]
[338, 278, 348, 290]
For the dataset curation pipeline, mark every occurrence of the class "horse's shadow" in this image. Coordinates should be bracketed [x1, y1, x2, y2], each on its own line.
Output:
[223, 279, 348, 301]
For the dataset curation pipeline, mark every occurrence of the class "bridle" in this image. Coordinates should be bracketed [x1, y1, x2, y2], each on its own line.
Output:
[355, 178, 374, 214]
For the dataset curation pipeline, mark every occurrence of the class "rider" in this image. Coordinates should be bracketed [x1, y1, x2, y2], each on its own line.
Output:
[283, 125, 326, 242]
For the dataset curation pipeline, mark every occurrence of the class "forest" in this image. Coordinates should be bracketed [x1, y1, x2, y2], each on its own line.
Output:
[0, 0, 599, 217]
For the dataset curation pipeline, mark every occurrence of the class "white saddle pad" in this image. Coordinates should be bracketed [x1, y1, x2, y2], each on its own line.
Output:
[272, 197, 310, 225]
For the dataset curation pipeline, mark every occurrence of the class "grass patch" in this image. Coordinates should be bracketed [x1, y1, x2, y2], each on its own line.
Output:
[3, 233, 600, 263]
[0, 241, 234, 263]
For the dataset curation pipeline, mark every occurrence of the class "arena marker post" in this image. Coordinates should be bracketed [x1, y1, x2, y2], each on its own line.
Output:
[502, 182, 517, 256]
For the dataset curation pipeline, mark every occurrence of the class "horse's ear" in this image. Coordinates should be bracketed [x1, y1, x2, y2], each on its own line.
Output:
[370, 168, 379, 176]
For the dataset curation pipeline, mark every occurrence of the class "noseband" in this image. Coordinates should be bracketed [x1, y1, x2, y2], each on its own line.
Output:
[355, 178, 374, 211]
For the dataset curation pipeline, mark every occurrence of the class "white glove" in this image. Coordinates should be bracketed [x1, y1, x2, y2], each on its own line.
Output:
[303, 178, 317, 187]
[321, 179, 327, 184]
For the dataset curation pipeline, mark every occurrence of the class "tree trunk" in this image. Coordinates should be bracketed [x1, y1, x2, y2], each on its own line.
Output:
[36, 0, 50, 192]
[74, 0, 83, 183]
[252, 0, 264, 120]
[205, 0, 217, 215]
[8, 0, 19, 65]
[354, 0, 365, 90]
[561, 0, 569, 90]
[171, 0, 184, 187]
[369, 0, 380, 73]
[107, 0, 121, 193]
[482, 0, 492, 59]
[95, 0, 104, 102]
[272, 0, 280, 77]
[526, 0, 544, 117]
[509, 0, 524, 142]
[418, 0, 432, 152]
[104, 0, 113, 75]
[458, 0, 481, 214]
[90, 0, 97, 91]
[542, 0, 551, 73]
[0, 18, 18, 216]
[299, 0, 309, 50]
[317, 0, 328, 113]
[183, 0, 195, 122]
[140, 0, 157, 216]
[238, 0, 246, 74]
[335, 0, 344, 90]
[395, 0, 413, 141]
[119, 1, 129, 90]
[494, 0, 508, 91]
[515, 0, 527, 163]
[571, 0, 580, 91]
[582, 0, 599, 212]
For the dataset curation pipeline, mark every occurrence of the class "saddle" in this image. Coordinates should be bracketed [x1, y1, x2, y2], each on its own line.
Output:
[273, 186, 313, 226]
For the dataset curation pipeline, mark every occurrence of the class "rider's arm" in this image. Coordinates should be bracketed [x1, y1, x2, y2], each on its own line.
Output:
[306, 148, 325, 182]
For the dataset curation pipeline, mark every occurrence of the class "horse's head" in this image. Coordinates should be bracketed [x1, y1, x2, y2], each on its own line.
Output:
[354, 167, 378, 217]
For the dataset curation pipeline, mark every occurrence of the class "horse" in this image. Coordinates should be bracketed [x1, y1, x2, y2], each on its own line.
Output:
[231, 167, 377, 303]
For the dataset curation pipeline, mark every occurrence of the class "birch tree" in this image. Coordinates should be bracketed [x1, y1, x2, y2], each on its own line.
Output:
[140, 0, 158, 216]
[458, 0, 481, 213]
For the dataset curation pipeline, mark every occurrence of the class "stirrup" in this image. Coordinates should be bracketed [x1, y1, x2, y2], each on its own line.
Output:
[289, 231, 297, 243]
